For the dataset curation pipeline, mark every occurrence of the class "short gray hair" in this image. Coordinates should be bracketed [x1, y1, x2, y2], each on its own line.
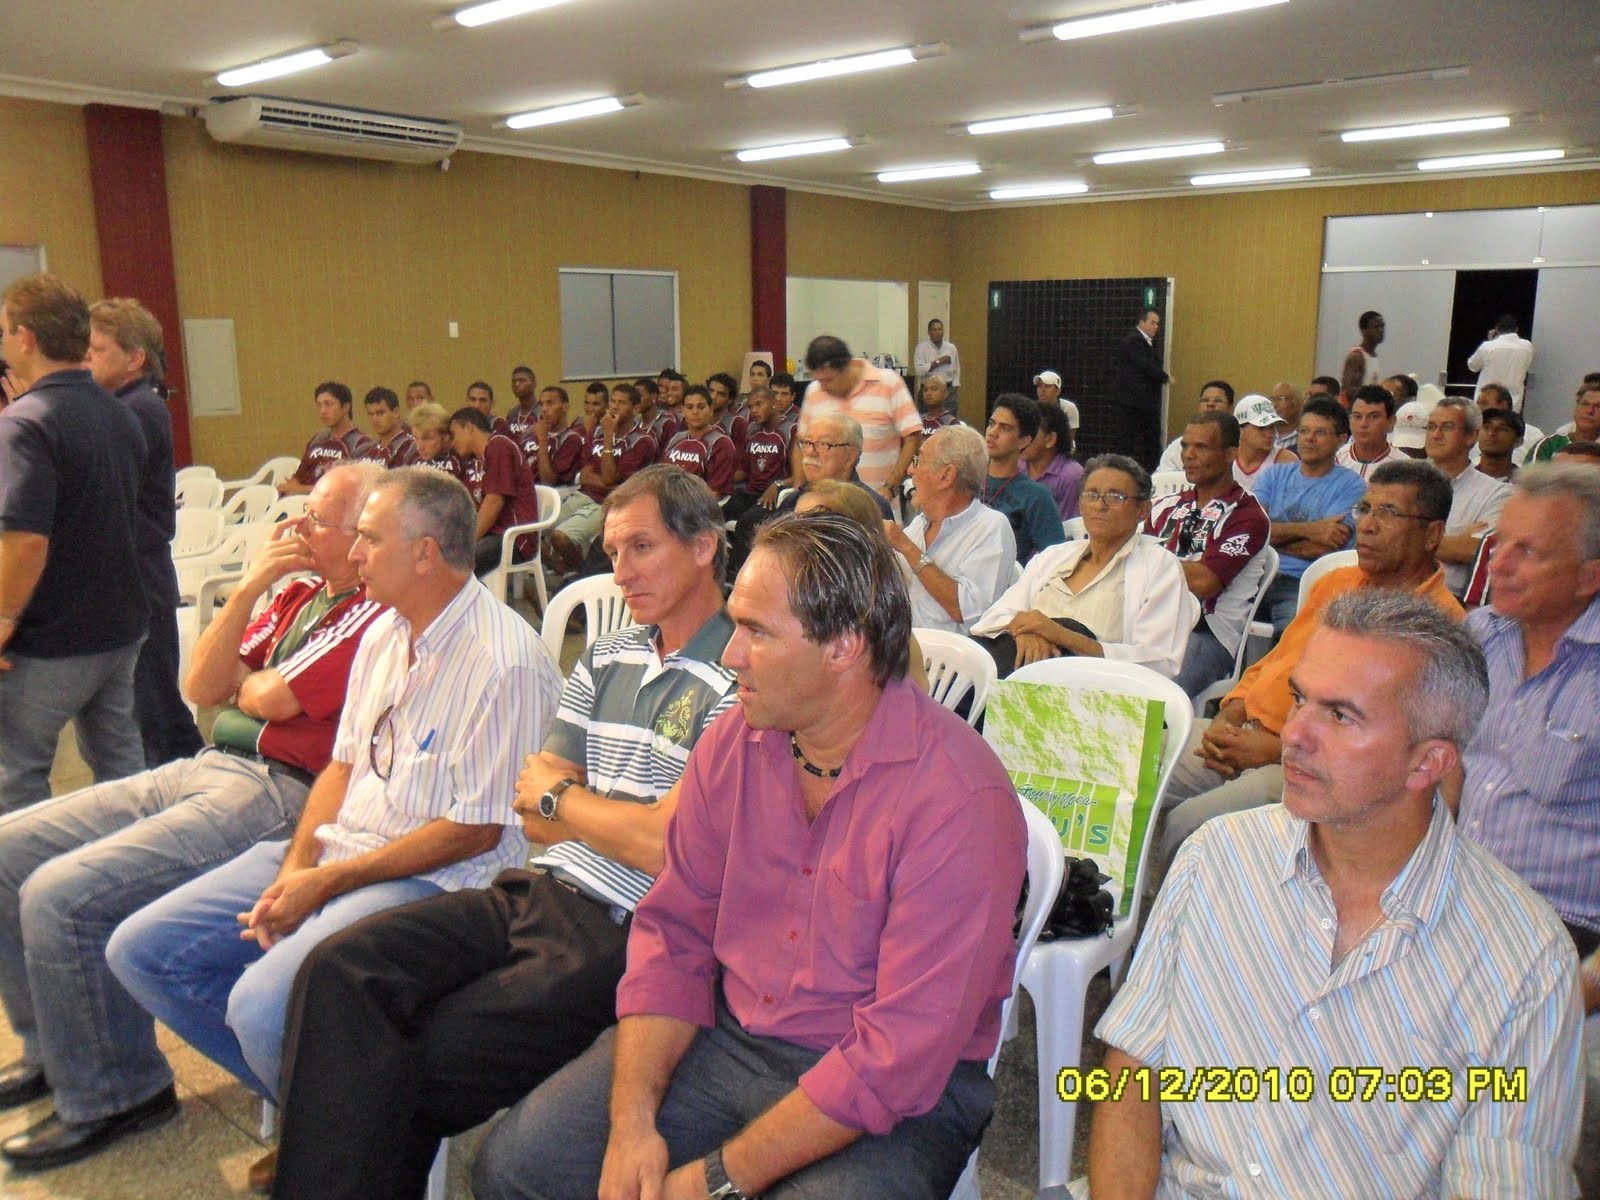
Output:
[371, 466, 476, 571]
[1514, 462, 1600, 562]
[1083, 453, 1152, 502]
[924, 424, 986, 495]
[320, 462, 386, 530]
[604, 463, 728, 583]
[1433, 395, 1482, 435]
[803, 411, 863, 450]
[1318, 590, 1487, 747]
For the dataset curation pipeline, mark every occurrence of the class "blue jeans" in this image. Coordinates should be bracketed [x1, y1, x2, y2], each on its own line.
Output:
[1175, 624, 1236, 699]
[0, 750, 307, 1122]
[1261, 573, 1302, 638]
[107, 840, 442, 1101]
[0, 643, 145, 812]
[473, 1000, 993, 1200]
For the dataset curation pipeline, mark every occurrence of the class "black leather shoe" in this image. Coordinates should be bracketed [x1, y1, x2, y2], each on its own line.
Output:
[0, 1061, 48, 1111]
[1, 1085, 178, 1170]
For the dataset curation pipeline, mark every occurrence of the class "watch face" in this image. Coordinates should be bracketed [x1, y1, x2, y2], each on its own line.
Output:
[539, 790, 559, 820]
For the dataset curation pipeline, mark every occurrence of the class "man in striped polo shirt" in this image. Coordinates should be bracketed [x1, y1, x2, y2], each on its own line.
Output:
[265, 466, 738, 1200]
[1090, 591, 1581, 1199]
[796, 334, 922, 502]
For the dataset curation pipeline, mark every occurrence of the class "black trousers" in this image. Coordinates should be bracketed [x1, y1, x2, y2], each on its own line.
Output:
[271, 869, 630, 1200]
[133, 603, 203, 767]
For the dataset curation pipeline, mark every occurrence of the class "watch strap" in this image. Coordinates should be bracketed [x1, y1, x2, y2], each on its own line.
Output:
[704, 1146, 744, 1198]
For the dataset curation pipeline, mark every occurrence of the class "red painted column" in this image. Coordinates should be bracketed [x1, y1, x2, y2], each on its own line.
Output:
[83, 104, 192, 465]
[750, 185, 787, 370]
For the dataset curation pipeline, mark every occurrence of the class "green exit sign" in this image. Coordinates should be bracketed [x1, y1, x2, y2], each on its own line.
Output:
[990, 289, 1002, 309]
[1143, 286, 1158, 308]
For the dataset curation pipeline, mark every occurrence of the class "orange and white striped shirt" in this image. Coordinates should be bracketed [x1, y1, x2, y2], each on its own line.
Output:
[799, 361, 921, 491]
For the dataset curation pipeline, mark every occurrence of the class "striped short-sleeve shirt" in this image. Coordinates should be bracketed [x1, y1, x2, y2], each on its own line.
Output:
[1096, 801, 1582, 1199]
[800, 362, 921, 491]
[532, 612, 738, 910]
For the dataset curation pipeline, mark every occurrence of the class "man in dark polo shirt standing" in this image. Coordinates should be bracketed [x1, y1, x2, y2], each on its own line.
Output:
[0, 273, 148, 812]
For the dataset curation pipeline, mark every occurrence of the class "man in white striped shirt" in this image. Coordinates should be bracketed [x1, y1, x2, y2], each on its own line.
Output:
[265, 465, 739, 1200]
[1090, 591, 1581, 1200]
[107, 468, 561, 1129]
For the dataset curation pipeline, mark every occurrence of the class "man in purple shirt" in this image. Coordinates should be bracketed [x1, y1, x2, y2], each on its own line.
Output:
[474, 511, 1027, 1200]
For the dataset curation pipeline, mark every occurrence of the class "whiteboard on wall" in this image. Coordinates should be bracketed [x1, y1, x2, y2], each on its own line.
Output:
[0, 245, 45, 294]
[183, 318, 242, 416]
[559, 268, 679, 379]
[786, 277, 909, 370]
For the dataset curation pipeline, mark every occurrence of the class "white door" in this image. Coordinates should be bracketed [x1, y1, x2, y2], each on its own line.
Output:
[917, 281, 951, 344]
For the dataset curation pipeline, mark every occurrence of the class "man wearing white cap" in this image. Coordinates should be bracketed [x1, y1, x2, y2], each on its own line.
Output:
[1230, 395, 1297, 493]
[1034, 370, 1080, 435]
[1391, 399, 1431, 460]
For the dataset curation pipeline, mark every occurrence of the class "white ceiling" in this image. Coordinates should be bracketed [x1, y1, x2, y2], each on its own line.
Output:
[2, 0, 1598, 209]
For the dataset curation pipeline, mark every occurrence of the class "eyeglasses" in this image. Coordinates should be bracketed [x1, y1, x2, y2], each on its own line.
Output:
[303, 508, 347, 532]
[369, 703, 396, 781]
[1082, 488, 1137, 507]
[1425, 422, 1465, 435]
[1351, 502, 1434, 525]
[797, 439, 850, 454]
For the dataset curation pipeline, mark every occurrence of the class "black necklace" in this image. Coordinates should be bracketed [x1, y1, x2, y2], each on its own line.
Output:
[790, 733, 842, 778]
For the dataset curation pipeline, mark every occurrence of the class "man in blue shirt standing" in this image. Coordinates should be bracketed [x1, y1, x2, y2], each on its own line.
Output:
[0, 274, 148, 812]
[1253, 397, 1367, 635]
[982, 393, 1066, 565]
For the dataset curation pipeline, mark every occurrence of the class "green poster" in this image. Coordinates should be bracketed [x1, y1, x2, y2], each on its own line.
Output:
[985, 680, 1166, 917]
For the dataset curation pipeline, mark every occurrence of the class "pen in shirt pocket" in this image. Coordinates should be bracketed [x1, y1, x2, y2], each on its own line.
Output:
[418, 729, 436, 752]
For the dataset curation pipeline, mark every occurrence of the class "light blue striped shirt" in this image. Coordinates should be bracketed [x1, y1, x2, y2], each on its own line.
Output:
[325, 577, 562, 890]
[1097, 800, 1582, 1199]
[532, 614, 738, 910]
[1460, 598, 1600, 934]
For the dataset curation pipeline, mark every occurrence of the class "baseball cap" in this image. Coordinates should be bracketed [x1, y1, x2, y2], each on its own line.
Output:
[1034, 370, 1063, 388]
[1392, 400, 1430, 449]
[1234, 394, 1287, 428]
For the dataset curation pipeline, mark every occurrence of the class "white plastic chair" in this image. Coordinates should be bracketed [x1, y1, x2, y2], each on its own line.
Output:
[262, 495, 309, 524]
[174, 520, 273, 607]
[174, 473, 224, 510]
[1149, 469, 1186, 498]
[483, 485, 560, 612]
[174, 464, 217, 485]
[995, 658, 1193, 1195]
[1062, 516, 1085, 540]
[1244, 547, 1357, 646]
[170, 508, 225, 559]
[221, 455, 300, 496]
[1192, 546, 1279, 717]
[217, 483, 276, 524]
[539, 573, 638, 665]
[948, 801, 1065, 1200]
[915, 628, 998, 727]
[1515, 422, 1543, 465]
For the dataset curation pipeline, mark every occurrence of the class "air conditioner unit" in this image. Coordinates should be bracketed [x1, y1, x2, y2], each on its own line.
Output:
[202, 97, 463, 165]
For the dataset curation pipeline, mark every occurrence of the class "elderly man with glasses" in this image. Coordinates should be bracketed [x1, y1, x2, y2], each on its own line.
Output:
[104, 468, 561, 1151]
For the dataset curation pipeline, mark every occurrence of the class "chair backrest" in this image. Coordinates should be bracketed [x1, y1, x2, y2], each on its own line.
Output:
[175, 474, 224, 510]
[1062, 516, 1085, 540]
[262, 495, 309, 524]
[1295, 548, 1357, 612]
[1515, 423, 1543, 465]
[175, 520, 274, 602]
[914, 627, 998, 727]
[1150, 469, 1187, 498]
[171, 507, 225, 556]
[218, 483, 277, 523]
[175, 464, 217, 485]
[990, 801, 1067, 1073]
[1004, 658, 1193, 916]
[540, 573, 639, 664]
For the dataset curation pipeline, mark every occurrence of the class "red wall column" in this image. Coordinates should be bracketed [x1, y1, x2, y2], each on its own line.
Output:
[83, 104, 192, 465]
[750, 185, 787, 370]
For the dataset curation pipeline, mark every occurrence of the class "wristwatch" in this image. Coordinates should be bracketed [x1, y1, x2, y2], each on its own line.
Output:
[912, 552, 933, 575]
[538, 777, 577, 821]
[704, 1147, 746, 1199]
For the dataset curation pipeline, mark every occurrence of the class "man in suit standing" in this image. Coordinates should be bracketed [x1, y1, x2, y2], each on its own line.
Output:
[1109, 306, 1169, 469]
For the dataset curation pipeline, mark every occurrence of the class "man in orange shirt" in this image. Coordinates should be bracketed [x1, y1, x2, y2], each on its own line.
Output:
[1158, 459, 1464, 862]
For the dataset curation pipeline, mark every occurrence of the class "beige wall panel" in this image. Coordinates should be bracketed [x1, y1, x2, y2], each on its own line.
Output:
[0, 97, 102, 300]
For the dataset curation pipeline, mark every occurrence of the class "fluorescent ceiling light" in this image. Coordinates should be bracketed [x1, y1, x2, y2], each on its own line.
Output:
[1191, 166, 1311, 185]
[1094, 141, 1225, 164]
[1051, 0, 1288, 42]
[214, 42, 356, 87]
[452, 0, 574, 27]
[990, 182, 1090, 199]
[735, 138, 854, 163]
[736, 45, 944, 90]
[504, 95, 637, 129]
[1341, 115, 1510, 143]
[1213, 65, 1469, 105]
[877, 163, 982, 183]
[967, 107, 1115, 136]
[1417, 149, 1565, 171]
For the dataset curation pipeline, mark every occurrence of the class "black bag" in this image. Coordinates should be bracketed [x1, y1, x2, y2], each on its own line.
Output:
[1039, 856, 1114, 941]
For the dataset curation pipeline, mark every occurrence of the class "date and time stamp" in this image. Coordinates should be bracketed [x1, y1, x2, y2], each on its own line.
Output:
[1056, 1065, 1528, 1105]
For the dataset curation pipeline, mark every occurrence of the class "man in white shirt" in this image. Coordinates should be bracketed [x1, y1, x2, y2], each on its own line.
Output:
[882, 425, 1015, 633]
[1334, 384, 1405, 478]
[913, 319, 959, 408]
[1035, 369, 1081, 435]
[1467, 315, 1535, 408]
[1425, 396, 1511, 597]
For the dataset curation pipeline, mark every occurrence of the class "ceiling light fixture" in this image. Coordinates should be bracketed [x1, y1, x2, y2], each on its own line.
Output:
[877, 163, 982, 183]
[734, 137, 855, 163]
[450, 0, 575, 27]
[214, 42, 357, 87]
[1341, 115, 1511, 142]
[503, 94, 642, 130]
[1191, 166, 1311, 185]
[1045, 0, 1288, 42]
[1094, 141, 1225, 164]
[967, 106, 1116, 136]
[1212, 65, 1469, 104]
[730, 44, 945, 90]
[989, 182, 1090, 199]
[1417, 148, 1565, 171]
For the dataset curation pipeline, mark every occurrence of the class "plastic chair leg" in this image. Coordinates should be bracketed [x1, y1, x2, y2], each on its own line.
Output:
[1021, 957, 1090, 1193]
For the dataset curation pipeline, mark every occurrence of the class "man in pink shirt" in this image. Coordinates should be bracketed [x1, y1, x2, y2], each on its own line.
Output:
[795, 335, 923, 501]
[473, 511, 1027, 1200]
